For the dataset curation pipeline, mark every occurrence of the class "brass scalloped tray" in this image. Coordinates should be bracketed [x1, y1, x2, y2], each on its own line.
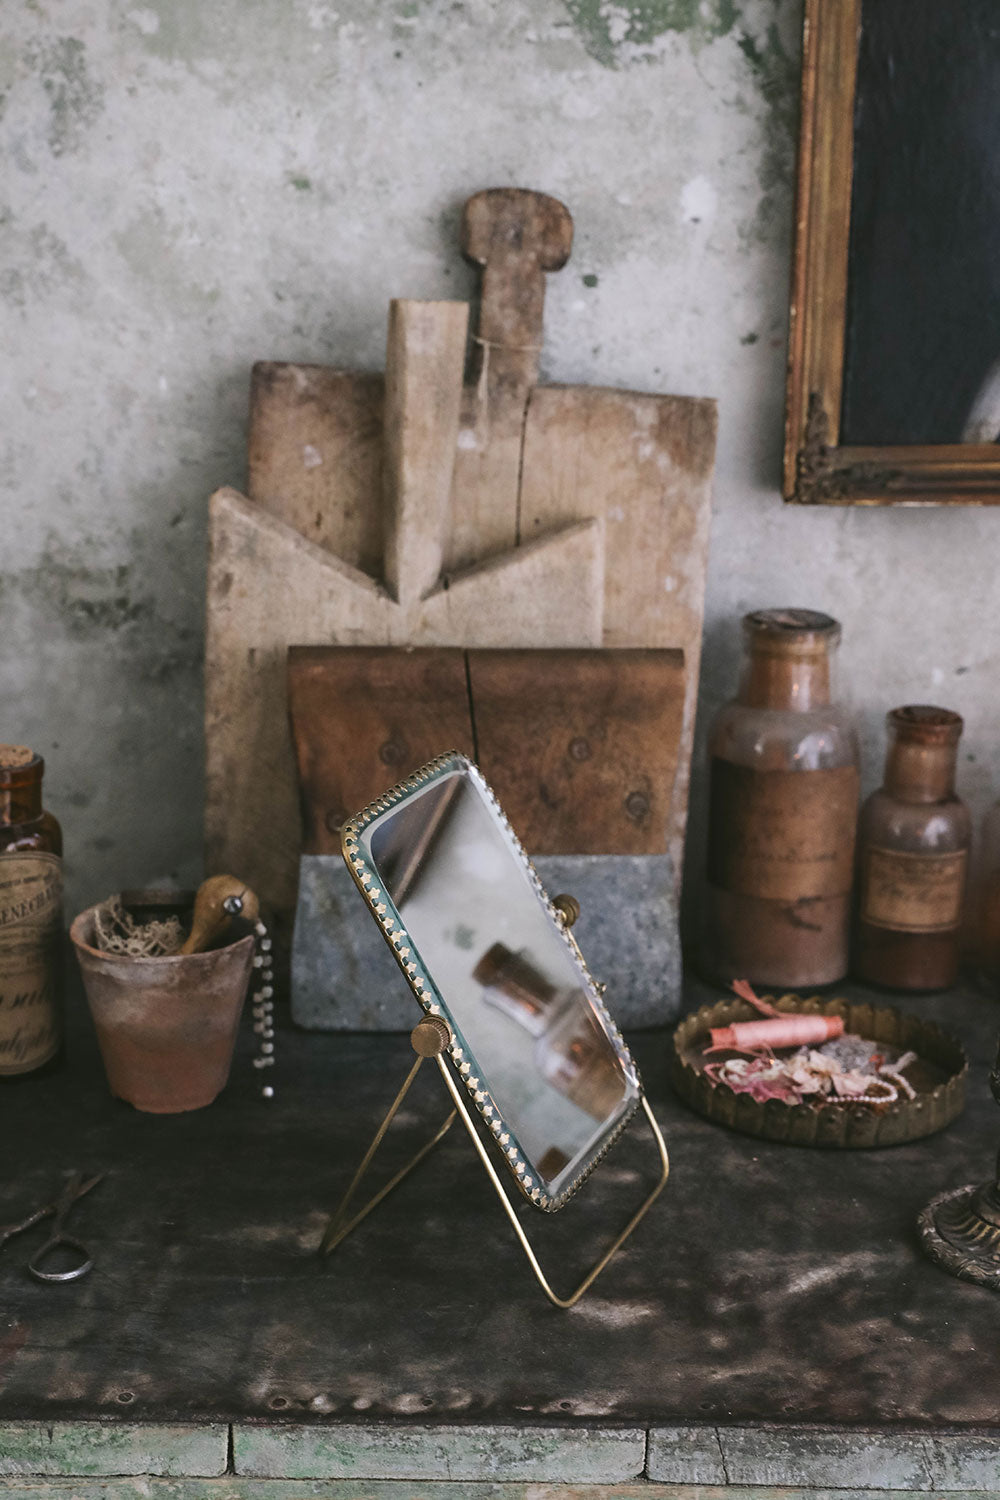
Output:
[671, 993, 967, 1148]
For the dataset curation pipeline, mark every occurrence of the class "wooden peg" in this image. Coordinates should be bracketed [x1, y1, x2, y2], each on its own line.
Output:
[462, 188, 573, 387]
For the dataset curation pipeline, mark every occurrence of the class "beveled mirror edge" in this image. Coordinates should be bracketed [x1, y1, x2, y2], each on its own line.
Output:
[340, 749, 644, 1212]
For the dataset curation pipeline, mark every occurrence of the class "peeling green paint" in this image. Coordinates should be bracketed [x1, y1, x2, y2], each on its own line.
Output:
[0, 1422, 227, 1478]
[559, 0, 797, 246]
[26, 35, 105, 157]
[289, 175, 312, 192]
[735, 16, 799, 243]
[563, 0, 739, 66]
[233, 1423, 647, 1482]
[582, 272, 599, 287]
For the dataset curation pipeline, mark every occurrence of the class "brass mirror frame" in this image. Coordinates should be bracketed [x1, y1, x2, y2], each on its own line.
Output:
[324, 750, 670, 1308]
[784, 0, 1000, 505]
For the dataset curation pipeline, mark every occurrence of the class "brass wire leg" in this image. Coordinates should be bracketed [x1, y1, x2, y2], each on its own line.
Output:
[320, 1053, 456, 1255]
[320, 1017, 669, 1307]
[435, 1058, 669, 1308]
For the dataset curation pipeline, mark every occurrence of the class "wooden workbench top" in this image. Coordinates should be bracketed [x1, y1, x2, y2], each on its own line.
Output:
[2, 973, 1000, 1438]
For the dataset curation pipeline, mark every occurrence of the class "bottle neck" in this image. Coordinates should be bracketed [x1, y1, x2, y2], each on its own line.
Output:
[740, 650, 832, 712]
[0, 782, 42, 826]
[884, 739, 957, 803]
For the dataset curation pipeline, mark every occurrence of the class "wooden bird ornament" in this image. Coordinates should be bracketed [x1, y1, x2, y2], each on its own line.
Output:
[181, 875, 261, 955]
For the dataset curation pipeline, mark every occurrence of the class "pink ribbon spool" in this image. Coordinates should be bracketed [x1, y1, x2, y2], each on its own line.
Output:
[709, 1014, 845, 1050]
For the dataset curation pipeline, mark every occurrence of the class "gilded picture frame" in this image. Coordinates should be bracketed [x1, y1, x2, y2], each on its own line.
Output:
[784, 0, 1000, 505]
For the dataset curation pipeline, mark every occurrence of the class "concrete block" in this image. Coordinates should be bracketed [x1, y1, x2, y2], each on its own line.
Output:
[925, 1432, 1000, 1490]
[645, 1425, 728, 1484]
[711, 1426, 936, 1490]
[0, 1422, 228, 1477]
[647, 1423, 997, 1490]
[232, 1422, 646, 1481]
[292, 852, 680, 1030]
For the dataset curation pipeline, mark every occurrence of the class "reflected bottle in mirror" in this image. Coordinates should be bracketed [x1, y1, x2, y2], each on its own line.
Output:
[473, 943, 624, 1123]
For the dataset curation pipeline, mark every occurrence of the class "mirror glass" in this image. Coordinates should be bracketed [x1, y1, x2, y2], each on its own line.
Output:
[354, 760, 641, 1205]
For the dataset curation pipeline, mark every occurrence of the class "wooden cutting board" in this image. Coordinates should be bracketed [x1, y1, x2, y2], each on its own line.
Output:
[207, 189, 716, 945]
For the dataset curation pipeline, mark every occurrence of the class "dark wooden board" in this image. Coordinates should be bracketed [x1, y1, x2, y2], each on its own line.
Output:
[287, 647, 473, 854]
[2, 973, 1000, 1428]
[287, 647, 685, 858]
[468, 648, 685, 855]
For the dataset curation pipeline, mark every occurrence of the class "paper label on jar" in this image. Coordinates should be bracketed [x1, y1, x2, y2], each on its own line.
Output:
[0, 852, 63, 1074]
[708, 760, 859, 901]
[862, 846, 967, 933]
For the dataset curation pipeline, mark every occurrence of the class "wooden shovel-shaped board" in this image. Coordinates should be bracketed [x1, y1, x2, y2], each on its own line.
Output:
[206, 190, 716, 942]
[243, 192, 716, 866]
[207, 294, 603, 945]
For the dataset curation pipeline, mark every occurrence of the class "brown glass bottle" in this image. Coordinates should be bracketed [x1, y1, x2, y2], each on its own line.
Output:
[703, 610, 859, 988]
[0, 747, 64, 1076]
[855, 707, 970, 991]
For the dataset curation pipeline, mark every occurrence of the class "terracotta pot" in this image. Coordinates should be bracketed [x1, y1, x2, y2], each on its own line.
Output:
[70, 898, 255, 1113]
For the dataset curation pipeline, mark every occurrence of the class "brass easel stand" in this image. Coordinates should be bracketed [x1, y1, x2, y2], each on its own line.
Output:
[320, 1016, 669, 1308]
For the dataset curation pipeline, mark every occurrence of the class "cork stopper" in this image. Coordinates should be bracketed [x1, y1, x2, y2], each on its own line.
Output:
[0, 745, 44, 820]
[743, 609, 841, 656]
[0, 745, 43, 793]
[0, 745, 35, 768]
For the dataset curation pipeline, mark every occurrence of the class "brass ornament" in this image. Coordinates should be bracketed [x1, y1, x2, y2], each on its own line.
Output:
[411, 1016, 451, 1056]
[919, 1039, 1000, 1290]
[552, 893, 580, 928]
[795, 395, 900, 505]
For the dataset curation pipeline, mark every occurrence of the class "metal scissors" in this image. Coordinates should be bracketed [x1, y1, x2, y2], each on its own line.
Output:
[0, 1171, 105, 1283]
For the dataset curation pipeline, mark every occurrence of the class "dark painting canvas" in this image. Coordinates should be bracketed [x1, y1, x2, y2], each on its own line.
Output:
[842, 0, 1000, 445]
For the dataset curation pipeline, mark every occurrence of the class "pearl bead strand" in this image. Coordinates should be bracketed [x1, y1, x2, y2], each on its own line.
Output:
[223, 893, 275, 1101]
[251, 923, 276, 1099]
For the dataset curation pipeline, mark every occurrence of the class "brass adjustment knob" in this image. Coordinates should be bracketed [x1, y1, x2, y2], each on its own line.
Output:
[553, 894, 580, 928]
[411, 1015, 451, 1056]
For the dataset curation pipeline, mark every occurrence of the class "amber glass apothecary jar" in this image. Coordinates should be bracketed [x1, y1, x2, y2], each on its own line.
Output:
[855, 706, 970, 991]
[703, 609, 860, 989]
[0, 746, 64, 1076]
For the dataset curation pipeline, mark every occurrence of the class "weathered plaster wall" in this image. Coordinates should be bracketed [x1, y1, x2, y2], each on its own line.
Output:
[4, 1, 1000, 937]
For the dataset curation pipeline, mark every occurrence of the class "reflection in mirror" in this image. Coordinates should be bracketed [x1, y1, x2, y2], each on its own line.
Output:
[361, 765, 640, 1202]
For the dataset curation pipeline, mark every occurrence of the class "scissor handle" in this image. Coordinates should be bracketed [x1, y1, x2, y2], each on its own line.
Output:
[28, 1234, 93, 1284]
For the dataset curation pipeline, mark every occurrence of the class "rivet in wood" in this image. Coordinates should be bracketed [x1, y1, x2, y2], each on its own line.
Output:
[625, 790, 649, 820]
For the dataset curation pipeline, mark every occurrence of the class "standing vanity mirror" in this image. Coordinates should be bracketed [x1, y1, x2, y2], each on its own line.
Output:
[322, 752, 669, 1306]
